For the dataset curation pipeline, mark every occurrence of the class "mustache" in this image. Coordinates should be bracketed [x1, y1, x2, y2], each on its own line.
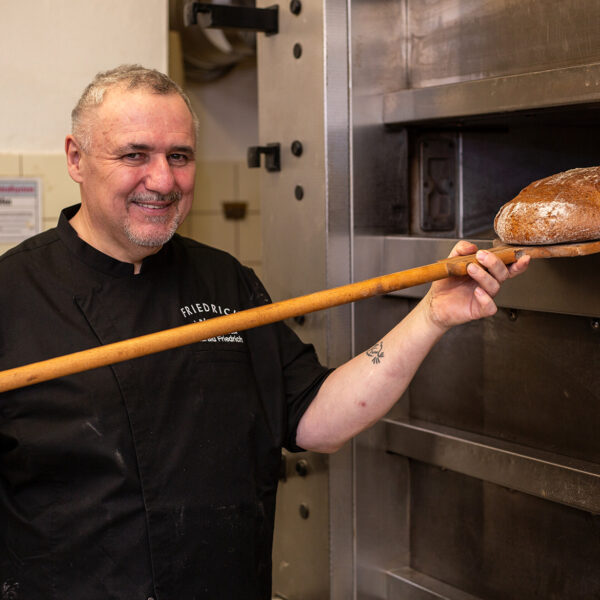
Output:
[127, 191, 182, 204]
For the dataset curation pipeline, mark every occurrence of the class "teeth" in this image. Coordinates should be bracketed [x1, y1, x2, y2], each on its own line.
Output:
[137, 203, 166, 209]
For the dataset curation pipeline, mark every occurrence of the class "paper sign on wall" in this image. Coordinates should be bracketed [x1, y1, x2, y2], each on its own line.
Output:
[0, 179, 41, 243]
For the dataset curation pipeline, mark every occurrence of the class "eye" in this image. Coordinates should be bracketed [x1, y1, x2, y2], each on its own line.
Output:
[168, 153, 191, 165]
[122, 152, 146, 164]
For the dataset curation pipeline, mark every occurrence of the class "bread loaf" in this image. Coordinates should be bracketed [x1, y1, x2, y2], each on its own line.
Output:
[494, 166, 600, 244]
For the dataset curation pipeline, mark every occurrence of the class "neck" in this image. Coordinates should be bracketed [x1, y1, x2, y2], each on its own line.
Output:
[69, 206, 161, 274]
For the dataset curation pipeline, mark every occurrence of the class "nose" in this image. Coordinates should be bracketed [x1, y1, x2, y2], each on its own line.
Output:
[145, 155, 175, 195]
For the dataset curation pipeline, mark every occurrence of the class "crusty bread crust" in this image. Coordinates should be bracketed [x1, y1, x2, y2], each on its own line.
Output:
[494, 166, 600, 244]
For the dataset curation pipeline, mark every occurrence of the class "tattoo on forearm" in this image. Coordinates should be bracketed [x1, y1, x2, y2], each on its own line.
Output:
[366, 341, 384, 364]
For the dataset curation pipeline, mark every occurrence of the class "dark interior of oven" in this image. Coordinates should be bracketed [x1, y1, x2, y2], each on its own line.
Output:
[357, 105, 600, 239]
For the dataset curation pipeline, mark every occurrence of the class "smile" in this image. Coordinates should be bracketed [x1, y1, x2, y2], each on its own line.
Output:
[128, 191, 182, 211]
[133, 202, 172, 209]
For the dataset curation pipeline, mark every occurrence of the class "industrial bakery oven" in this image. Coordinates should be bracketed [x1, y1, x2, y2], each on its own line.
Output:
[252, 0, 600, 598]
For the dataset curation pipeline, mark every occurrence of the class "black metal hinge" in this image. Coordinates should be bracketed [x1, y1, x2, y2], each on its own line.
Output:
[184, 2, 279, 35]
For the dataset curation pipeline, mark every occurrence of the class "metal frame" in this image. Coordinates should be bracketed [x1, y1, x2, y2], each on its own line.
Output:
[257, 1, 600, 598]
[384, 63, 600, 125]
[386, 418, 600, 514]
[256, 1, 353, 598]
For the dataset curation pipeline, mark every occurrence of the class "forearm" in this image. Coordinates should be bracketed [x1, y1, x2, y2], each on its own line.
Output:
[295, 293, 447, 453]
[295, 243, 530, 454]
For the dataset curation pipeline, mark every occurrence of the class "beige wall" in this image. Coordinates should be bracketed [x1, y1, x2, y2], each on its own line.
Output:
[0, 1, 169, 154]
[0, 0, 169, 253]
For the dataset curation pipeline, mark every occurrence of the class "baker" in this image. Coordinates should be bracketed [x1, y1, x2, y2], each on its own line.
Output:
[0, 65, 529, 599]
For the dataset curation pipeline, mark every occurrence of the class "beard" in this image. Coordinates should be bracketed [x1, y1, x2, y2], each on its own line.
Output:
[124, 191, 184, 247]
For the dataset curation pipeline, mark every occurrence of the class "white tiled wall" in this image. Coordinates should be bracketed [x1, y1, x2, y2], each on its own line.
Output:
[0, 155, 20, 176]
[21, 154, 81, 229]
[0, 152, 79, 255]
[178, 160, 263, 279]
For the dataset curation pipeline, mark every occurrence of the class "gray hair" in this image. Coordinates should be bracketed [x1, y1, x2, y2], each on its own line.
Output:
[71, 64, 199, 151]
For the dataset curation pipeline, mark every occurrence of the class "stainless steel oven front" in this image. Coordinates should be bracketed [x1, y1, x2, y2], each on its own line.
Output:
[256, 2, 600, 598]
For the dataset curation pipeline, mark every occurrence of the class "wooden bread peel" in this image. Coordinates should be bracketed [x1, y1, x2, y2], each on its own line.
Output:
[0, 239, 599, 394]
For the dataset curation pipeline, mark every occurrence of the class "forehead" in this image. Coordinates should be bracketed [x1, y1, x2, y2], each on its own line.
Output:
[91, 87, 195, 146]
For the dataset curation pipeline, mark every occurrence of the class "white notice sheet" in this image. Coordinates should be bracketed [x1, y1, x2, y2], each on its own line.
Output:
[0, 179, 41, 243]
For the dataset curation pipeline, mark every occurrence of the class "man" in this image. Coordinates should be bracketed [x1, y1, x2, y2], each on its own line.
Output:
[0, 65, 529, 599]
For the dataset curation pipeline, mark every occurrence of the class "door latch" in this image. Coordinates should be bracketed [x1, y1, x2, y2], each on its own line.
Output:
[247, 143, 281, 172]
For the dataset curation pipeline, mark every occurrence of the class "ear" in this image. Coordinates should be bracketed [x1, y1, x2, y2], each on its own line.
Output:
[65, 135, 84, 183]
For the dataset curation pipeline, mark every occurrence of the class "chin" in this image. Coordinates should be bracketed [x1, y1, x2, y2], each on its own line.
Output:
[125, 222, 180, 248]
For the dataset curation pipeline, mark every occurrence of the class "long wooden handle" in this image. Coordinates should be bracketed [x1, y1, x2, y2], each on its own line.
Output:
[0, 241, 600, 392]
[0, 245, 527, 393]
[4, 238, 600, 394]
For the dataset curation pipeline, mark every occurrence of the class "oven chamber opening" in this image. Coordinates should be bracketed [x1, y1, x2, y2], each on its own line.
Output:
[382, 106, 600, 241]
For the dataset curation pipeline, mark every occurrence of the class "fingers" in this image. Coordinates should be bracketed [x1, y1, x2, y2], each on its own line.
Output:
[473, 286, 498, 317]
[476, 249, 512, 282]
[466, 249, 531, 298]
[508, 255, 531, 277]
[448, 240, 478, 258]
[466, 252, 504, 297]
[467, 264, 500, 299]
[451, 242, 531, 278]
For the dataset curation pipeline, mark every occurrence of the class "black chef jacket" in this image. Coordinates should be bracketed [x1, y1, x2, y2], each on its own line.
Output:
[0, 205, 331, 600]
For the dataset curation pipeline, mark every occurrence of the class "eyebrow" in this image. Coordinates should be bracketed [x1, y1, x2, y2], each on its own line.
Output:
[115, 143, 195, 155]
[170, 145, 195, 155]
[115, 143, 152, 154]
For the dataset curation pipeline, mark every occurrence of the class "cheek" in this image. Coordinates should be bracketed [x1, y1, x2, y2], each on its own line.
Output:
[176, 169, 196, 204]
[179, 194, 194, 222]
[97, 169, 143, 201]
[178, 167, 196, 194]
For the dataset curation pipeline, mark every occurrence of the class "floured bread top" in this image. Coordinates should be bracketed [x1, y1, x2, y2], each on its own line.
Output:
[494, 166, 600, 245]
